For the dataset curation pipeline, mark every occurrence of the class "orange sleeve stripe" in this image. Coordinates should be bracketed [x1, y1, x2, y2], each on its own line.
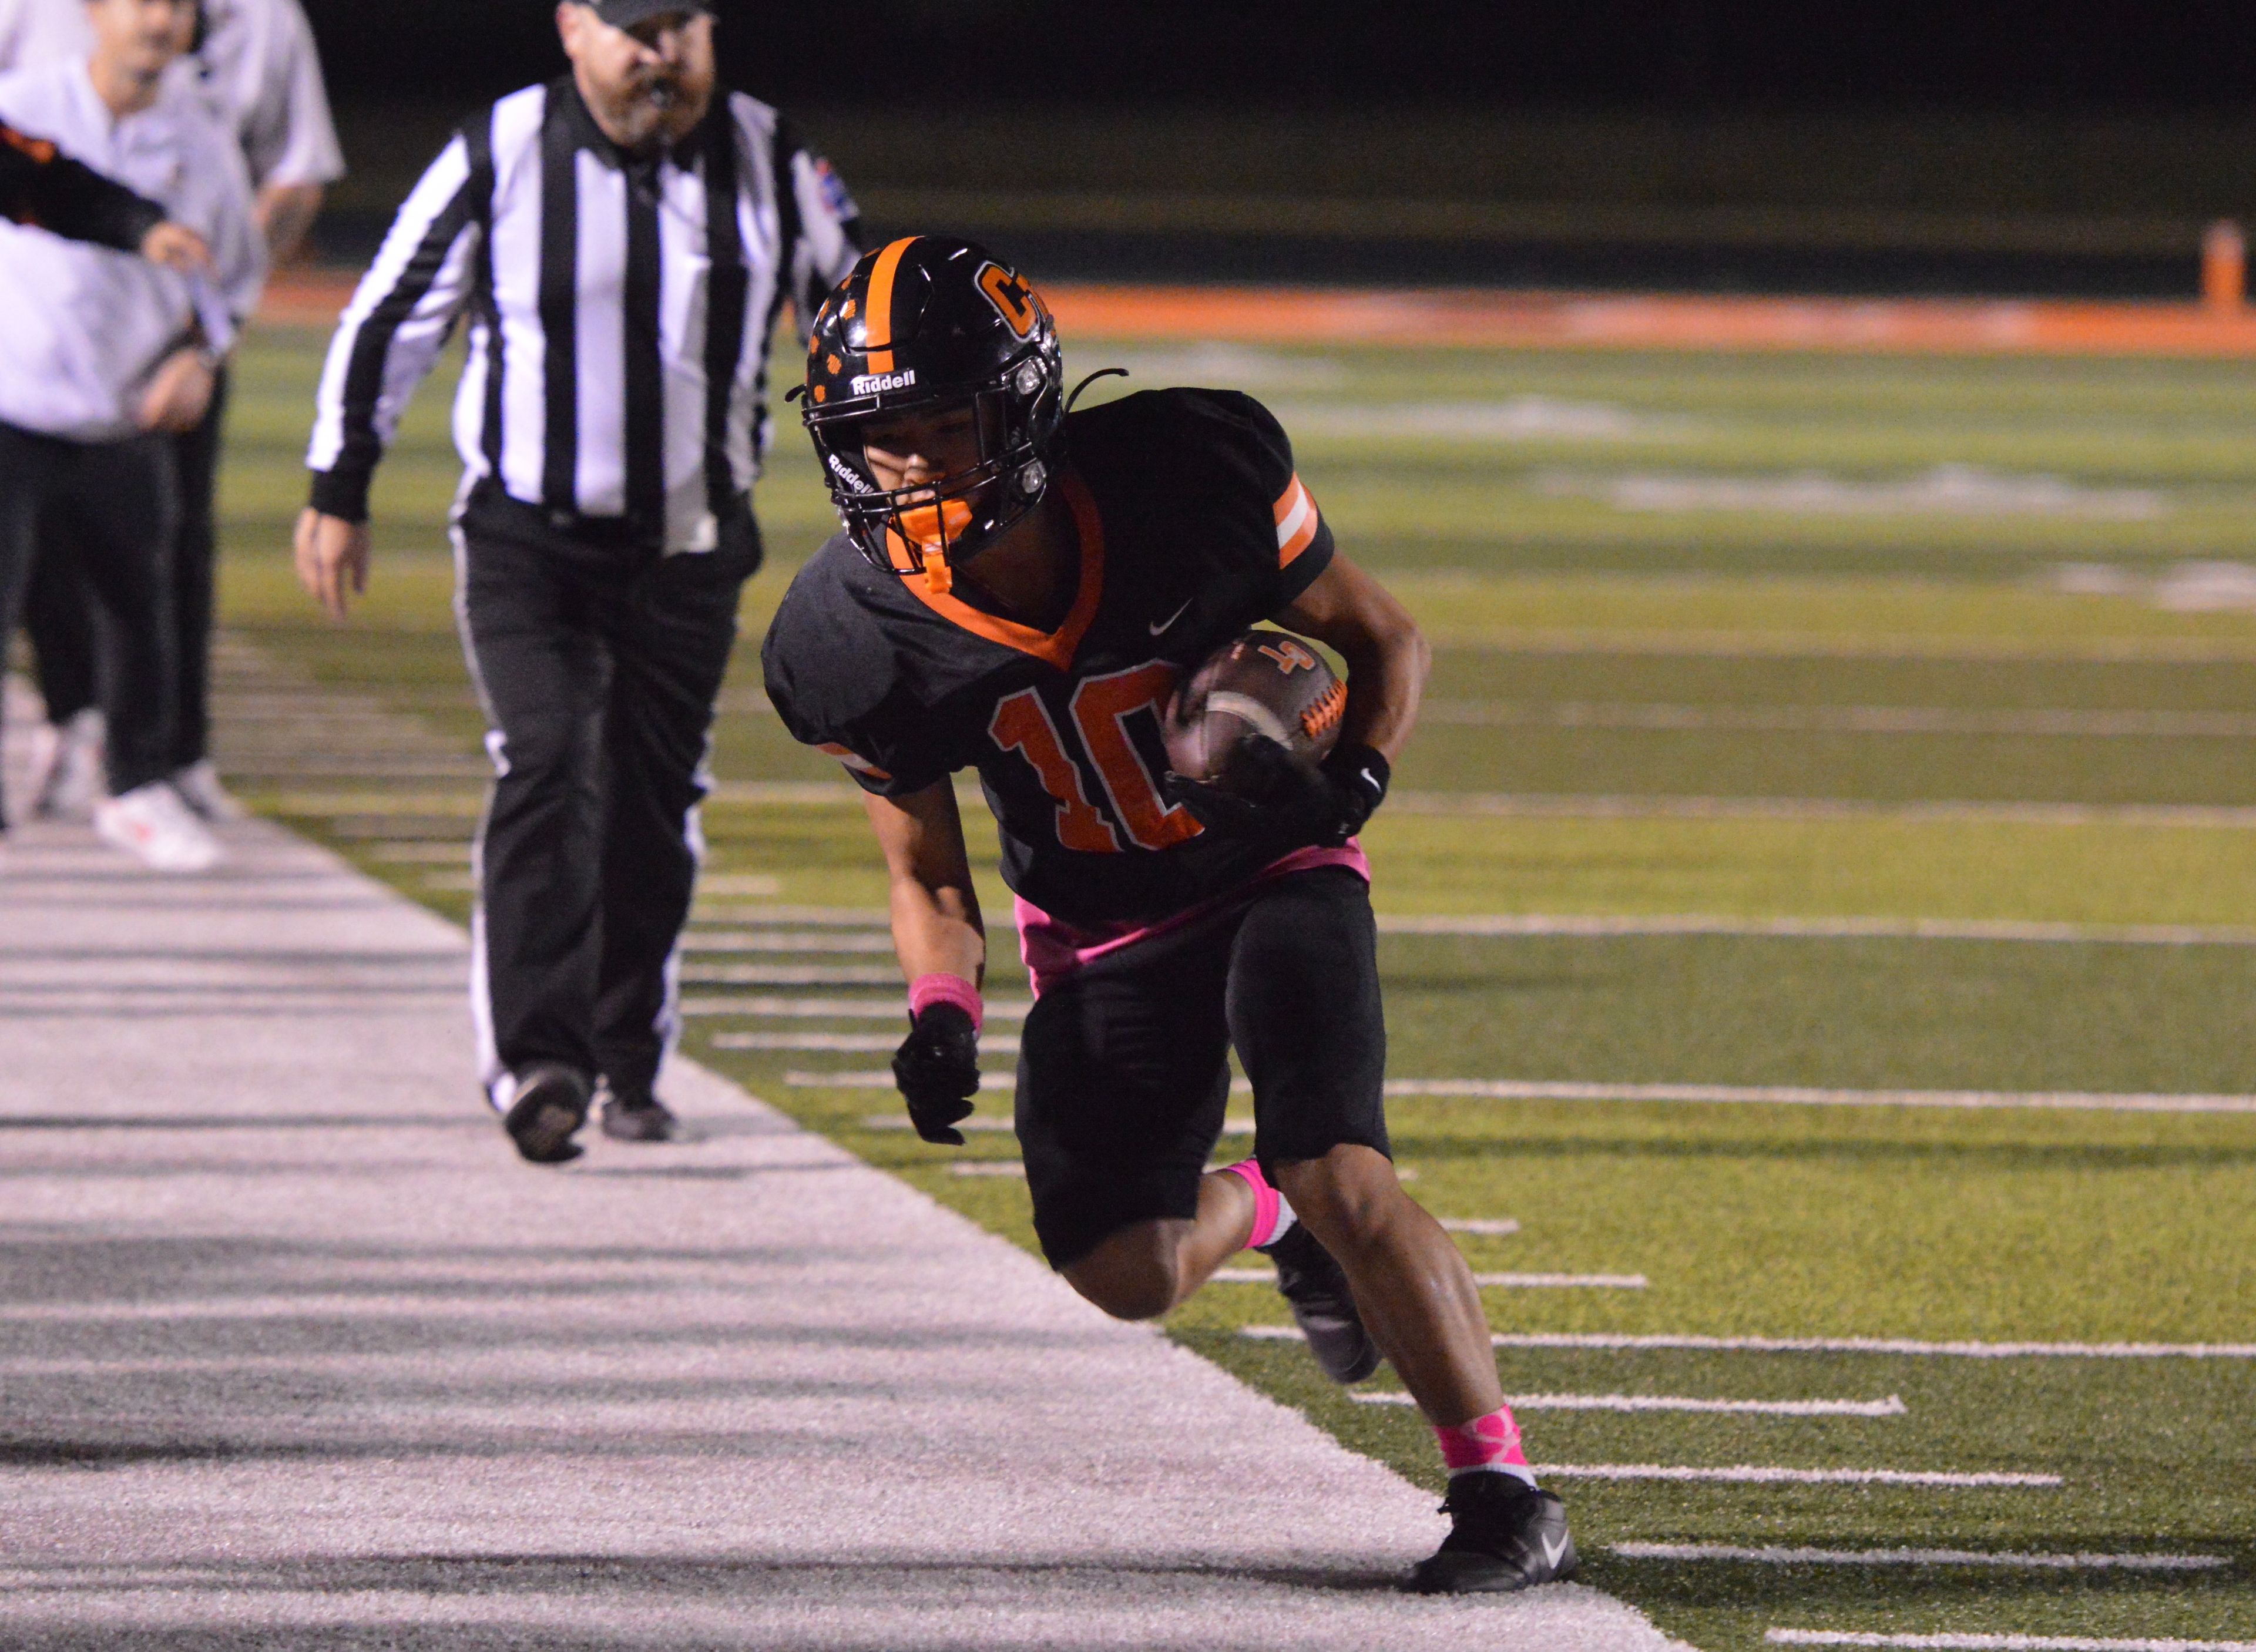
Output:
[1273, 475, 1322, 567]
[862, 236, 916, 376]
[819, 742, 893, 781]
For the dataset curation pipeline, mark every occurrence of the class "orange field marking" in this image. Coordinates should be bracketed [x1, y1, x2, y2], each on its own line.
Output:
[260, 271, 2256, 358]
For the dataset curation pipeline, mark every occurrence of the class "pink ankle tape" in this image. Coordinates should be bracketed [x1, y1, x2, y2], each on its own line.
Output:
[1222, 1159, 1283, 1250]
[1434, 1408, 1530, 1474]
[908, 973, 983, 1033]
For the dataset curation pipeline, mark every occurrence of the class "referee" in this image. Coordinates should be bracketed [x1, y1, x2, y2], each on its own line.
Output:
[298, 0, 862, 1161]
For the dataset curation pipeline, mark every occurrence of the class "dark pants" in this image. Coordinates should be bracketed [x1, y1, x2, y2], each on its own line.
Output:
[0, 421, 178, 817]
[24, 368, 224, 768]
[455, 486, 759, 1104]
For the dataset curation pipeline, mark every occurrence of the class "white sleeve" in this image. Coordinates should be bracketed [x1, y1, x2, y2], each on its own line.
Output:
[783, 139, 863, 341]
[305, 133, 482, 516]
[246, 0, 343, 189]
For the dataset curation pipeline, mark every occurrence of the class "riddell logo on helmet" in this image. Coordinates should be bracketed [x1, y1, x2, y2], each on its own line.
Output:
[851, 369, 918, 395]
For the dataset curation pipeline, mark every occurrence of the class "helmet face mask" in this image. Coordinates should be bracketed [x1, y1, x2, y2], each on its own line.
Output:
[801, 238, 1065, 590]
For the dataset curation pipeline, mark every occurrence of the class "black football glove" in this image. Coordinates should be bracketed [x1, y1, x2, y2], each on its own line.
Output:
[1164, 739, 1391, 849]
[891, 1000, 981, 1145]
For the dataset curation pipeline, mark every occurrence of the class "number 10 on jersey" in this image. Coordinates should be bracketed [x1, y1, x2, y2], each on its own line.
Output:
[989, 663, 1203, 854]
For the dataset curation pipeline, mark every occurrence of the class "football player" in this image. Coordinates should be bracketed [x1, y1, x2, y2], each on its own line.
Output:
[762, 236, 1574, 1593]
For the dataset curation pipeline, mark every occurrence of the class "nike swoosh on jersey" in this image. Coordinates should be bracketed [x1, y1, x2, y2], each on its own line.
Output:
[1149, 599, 1193, 636]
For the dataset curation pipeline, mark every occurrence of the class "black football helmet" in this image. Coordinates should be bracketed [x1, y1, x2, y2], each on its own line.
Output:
[800, 236, 1064, 590]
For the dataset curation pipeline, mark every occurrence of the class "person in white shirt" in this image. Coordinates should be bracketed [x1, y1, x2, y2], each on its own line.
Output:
[1, 0, 343, 821]
[0, 0, 263, 870]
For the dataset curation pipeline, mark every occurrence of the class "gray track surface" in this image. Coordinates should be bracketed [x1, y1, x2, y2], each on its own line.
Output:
[0, 726, 1685, 1650]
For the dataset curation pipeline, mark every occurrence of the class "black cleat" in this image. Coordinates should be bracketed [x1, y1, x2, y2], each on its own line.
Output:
[1404, 1473, 1577, 1594]
[599, 1091, 684, 1143]
[1261, 1224, 1382, 1384]
[503, 1064, 591, 1164]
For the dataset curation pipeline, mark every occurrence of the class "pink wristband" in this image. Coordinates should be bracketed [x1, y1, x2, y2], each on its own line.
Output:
[908, 973, 983, 1033]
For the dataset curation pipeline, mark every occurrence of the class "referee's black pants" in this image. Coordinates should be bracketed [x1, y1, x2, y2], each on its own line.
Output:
[23, 368, 226, 769]
[0, 421, 178, 820]
[454, 486, 759, 1105]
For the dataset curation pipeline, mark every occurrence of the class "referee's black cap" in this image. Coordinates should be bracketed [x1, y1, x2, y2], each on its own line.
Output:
[589, 0, 711, 28]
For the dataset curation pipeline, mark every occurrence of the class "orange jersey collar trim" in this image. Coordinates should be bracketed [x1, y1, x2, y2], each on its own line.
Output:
[893, 472, 1106, 671]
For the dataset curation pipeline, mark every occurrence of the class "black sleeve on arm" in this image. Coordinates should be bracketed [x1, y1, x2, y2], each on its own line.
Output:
[0, 123, 166, 251]
[1171, 388, 1337, 612]
[761, 559, 952, 799]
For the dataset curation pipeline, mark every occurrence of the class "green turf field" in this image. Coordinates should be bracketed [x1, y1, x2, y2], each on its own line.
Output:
[208, 321, 2256, 1649]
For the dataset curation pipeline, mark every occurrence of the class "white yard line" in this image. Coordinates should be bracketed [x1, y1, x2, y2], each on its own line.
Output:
[1440, 1218, 1523, 1236]
[1420, 700, 2256, 739]
[1360, 1393, 1906, 1417]
[1382, 1079, 2256, 1115]
[1767, 1635, 2256, 1651]
[682, 965, 901, 987]
[1241, 1327, 2256, 1359]
[1213, 1270, 1643, 1288]
[1374, 914, 2256, 947]
[1620, 1543, 2223, 1570]
[716, 1032, 1025, 1054]
[1386, 791, 2256, 829]
[682, 932, 897, 955]
[949, 1163, 1028, 1177]
[683, 997, 1034, 1021]
[1540, 1465, 2060, 1488]
[864, 1116, 1017, 1133]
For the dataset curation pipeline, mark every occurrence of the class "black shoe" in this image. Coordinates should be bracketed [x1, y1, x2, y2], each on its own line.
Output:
[1403, 1473, 1577, 1594]
[600, 1091, 683, 1143]
[1260, 1224, 1381, 1384]
[502, 1064, 591, 1165]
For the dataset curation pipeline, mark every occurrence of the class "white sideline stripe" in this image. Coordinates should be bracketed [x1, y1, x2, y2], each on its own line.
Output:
[1240, 1327, 2256, 1359]
[1382, 1079, 2256, 1115]
[1359, 1392, 1907, 1417]
[1766, 1634, 2256, 1650]
[1619, 1543, 2224, 1570]
[1537, 1464, 2060, 1488]
[949, 1162, 1026, 1178]
[714, 1032, 1024, 1054]
[1374, 913, 2256, 948]
[683, 997, 1033, 1022]
[690, 905, 888, 926]
[1440, 1217, 1523, 1235]
[1214, 1270, 1643, 1289]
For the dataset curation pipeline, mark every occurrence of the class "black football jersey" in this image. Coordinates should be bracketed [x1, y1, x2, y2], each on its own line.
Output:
[762, 387, 1337, 926]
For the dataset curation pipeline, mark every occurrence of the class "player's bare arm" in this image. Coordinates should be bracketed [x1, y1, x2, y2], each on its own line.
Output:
[1275, 552, 1432, 764]
[863, 781, 989, 1146]
[862, 781, 986, 988]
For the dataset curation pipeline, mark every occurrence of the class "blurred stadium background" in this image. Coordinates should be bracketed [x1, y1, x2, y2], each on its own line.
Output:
[193, 4, 2256, 1647]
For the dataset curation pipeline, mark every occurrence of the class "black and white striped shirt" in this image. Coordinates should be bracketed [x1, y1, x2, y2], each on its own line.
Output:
[307, 78, 861, 552]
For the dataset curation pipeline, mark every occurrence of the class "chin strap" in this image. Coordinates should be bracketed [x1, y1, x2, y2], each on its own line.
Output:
[921, 546, 953, 596]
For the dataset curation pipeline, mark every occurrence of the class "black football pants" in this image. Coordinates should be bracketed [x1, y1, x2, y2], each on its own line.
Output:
[23, 368, 225, 769]
[0, 421, 178, 818]
[455, 488, 758, 1104]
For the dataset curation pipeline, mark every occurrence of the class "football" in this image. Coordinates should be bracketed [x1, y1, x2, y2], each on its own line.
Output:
[1163, 629, 1348, 791]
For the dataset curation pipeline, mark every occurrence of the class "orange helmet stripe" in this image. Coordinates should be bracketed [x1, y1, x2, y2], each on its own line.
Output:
[862, 236, 918, 375]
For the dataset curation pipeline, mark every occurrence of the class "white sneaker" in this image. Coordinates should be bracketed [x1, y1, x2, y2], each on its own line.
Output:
[170, 759, 241, 821]
[95, 781, 223, 872]
[28, 709, 105, 821]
